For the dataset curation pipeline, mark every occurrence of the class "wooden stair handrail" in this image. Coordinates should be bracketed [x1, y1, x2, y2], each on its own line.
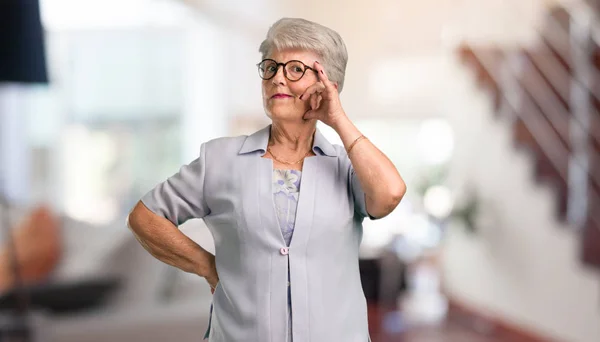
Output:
[524, 47, 570, 106]
[468, 48, 600, 230]
[485, 48, 600, 193]
[516, 56, 571, 147]
[538, 11, 600, 147]
[542, 5, 600, 102]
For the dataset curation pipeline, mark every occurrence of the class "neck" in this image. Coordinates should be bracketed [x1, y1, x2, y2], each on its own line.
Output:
[269, 120, 316, 152]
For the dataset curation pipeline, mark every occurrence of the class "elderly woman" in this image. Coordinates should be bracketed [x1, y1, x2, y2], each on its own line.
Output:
[128, 18, 405, 342]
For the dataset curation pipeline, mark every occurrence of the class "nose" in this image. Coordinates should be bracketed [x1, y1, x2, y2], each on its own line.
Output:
[271, 65, 286, 86]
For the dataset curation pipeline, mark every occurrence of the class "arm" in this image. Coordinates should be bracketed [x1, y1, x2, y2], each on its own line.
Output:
[332, 116, 406, 219]
[127, 201, 218, 287]
[302, 61, 406, 219]
[127, 143, 218, 288]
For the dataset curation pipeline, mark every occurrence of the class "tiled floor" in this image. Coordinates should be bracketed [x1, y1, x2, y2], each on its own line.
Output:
[370, 324, 507, 342]
[367, 304, 511, 342]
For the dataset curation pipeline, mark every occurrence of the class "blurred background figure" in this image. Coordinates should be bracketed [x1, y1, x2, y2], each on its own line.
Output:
[0, 1, 599, 342]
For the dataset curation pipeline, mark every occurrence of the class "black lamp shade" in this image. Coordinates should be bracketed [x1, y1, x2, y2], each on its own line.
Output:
[0, 0, 48, 84]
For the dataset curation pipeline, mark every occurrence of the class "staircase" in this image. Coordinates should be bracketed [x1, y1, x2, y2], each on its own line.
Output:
[456, 1, 600, 271]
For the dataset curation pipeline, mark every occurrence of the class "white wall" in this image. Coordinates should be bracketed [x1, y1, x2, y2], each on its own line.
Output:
[440, 54, 600, 342]
[182, 0, 562, 123]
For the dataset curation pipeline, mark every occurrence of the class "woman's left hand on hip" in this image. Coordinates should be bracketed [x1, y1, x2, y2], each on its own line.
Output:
[300, 61, 347, 127]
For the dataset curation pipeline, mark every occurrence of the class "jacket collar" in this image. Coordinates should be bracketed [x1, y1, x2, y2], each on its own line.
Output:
[239, 124, 336, 157]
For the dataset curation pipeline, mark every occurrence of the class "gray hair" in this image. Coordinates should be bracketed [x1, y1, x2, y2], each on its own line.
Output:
[259, 18, 348, 92]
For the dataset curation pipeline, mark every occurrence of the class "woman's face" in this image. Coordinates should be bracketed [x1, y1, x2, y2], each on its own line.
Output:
[261, 48, 321, 122]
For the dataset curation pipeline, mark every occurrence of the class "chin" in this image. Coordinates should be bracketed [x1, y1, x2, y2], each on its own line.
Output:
[269, 112, 304, 122]
[267, 106, 304, 121]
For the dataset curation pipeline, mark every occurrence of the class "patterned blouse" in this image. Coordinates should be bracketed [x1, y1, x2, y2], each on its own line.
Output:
[273, 169, 302, 246]
[272, 169, 302, 342]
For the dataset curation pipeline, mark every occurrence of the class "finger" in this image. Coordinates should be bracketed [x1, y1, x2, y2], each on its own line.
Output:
[314, 61, 336, 92]
[299, 82, 325, 101]
[310, 92, 319, 110]
[312, 93, 323, 111]
[300, 83, 325, 101]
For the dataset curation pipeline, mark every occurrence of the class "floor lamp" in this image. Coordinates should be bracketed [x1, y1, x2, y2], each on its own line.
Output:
[0, 0, 49, 341]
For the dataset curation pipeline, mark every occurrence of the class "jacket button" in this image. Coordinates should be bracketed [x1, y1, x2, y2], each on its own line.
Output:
[280, 247, 289, 255]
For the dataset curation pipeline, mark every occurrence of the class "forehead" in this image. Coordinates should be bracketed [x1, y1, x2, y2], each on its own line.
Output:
[267, 48, 320, 64]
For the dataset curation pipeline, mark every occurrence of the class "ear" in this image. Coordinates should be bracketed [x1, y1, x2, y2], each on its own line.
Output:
[333, 83, 339, 90]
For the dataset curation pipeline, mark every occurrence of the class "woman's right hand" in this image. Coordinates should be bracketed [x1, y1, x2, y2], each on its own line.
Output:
[204, 254, 219, 294]
[206, 275, 219, 294]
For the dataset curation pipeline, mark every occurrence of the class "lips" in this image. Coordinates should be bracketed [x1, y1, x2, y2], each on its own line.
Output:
[271, 93, 292, 99]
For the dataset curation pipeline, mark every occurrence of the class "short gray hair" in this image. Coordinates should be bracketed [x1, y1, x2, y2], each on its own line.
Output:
[259, 18, 348, 92]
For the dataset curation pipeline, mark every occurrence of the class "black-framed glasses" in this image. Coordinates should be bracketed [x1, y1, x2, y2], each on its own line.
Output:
[256, 59, 316, 82]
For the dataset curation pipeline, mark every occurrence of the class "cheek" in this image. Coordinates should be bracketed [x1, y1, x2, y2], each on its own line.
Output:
[261, 82, 269, 97]
[261, 85, 272, 106]
[287, 83, 309, 97]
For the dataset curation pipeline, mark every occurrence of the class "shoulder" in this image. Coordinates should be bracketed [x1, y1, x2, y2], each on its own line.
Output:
[203, 135, 247, 155]
[330, 144, 352, 169]
[330, 144, 347, 157]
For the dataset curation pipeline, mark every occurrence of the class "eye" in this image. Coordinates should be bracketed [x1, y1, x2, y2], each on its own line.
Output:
[286, 62, 305, 75]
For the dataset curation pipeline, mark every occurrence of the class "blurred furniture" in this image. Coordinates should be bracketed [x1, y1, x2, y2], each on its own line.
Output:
[41, 219, 214, 342]
[0, 1, 215, 340]
[0, 206, 62, 294]
[0, 1, 49, 339]
[359, 251, 408, 307]
[0, 0, 48, 83]
[3, 206, 214, 342]
[0, 277, 119, 315]
[0, 312, 49, 342]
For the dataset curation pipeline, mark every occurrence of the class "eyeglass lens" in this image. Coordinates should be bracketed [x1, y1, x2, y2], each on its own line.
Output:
[258, 60, 307, 81]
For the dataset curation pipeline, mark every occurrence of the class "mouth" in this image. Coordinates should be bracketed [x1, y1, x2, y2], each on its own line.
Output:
[271, 93, 293, 99]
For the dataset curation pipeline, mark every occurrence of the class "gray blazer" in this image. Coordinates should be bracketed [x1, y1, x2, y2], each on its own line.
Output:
[141, 125, 373, 342]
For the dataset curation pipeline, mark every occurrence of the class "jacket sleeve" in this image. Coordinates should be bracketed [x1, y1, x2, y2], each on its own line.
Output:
[342, 150, 380, 220]
[141, 143, 210, 225]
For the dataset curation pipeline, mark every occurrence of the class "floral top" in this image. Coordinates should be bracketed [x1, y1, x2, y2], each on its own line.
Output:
[273, 169, 302, 246]
[273, 169, 302, 342]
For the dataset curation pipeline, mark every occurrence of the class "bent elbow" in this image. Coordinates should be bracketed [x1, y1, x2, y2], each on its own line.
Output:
[126, 212, 135, 231]
[126, 201, 146, 232]
[390, 183, 406, 207]
[368, 185, 406, 219]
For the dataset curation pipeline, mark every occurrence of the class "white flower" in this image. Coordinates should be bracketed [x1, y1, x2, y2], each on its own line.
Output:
[273, 170, 300, 194]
